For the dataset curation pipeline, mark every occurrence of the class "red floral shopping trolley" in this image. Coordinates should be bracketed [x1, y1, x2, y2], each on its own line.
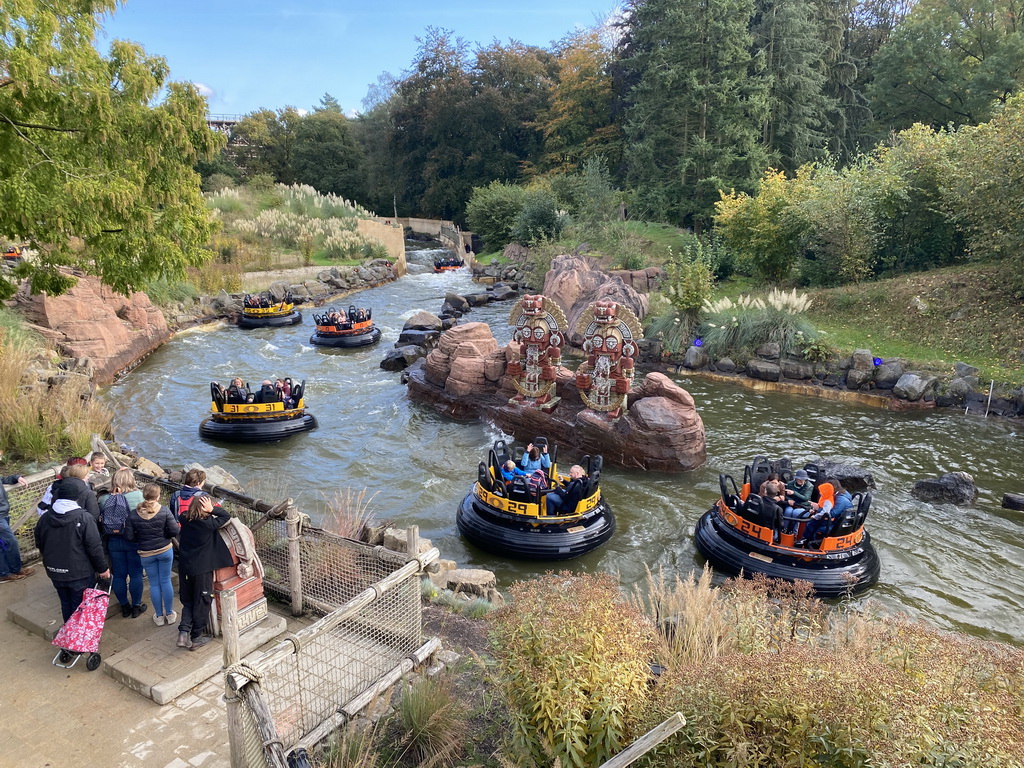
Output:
[52, 582, 111, 671]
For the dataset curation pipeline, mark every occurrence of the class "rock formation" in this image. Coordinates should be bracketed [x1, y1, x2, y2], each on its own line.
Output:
[543, 254, 650, 342]
[912, 472, 978, 505]
[406, 323, 706, 472]
[15, 274, 170, 386]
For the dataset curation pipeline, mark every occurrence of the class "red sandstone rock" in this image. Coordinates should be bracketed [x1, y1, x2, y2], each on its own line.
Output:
[406, 324, 706, 471]
[543, 254, 650, 336]
[15, 274, 170, 386]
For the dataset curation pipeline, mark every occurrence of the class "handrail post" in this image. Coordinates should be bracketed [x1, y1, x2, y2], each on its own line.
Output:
[221, 589, 245, 767]
[286, 503, 304, 616]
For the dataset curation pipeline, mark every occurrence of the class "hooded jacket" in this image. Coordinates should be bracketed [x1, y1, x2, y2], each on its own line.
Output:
[177, 504, 234, 576]
[34, 498, 107, 583]
[125, 503, 180, 555]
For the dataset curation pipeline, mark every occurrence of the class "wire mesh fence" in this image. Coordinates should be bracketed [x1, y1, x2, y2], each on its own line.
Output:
[4, 461, 438, 767]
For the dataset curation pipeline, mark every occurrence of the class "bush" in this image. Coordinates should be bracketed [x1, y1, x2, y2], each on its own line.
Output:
[0, 334, 113, 462]
[202, 173, 236, 194]
[699, 290, 819, 360]
[466, 181, 528, 252]
[490, 572, 656, 768]
[512, 188, 564, 246]
[395, 674, 468, 766]
[632, 570, 1024, 767]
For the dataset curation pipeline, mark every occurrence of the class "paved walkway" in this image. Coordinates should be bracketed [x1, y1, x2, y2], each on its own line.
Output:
[0, 570, 299, 768]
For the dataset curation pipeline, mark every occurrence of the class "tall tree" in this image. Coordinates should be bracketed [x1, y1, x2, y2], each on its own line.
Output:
[752, 0, 832, 171]
[292, 110, 366, 200]
[0, 0, 222, 297]
[868, 0, 1024, 130]
[466, 40, 553, 182]
[390, 28, 474, 218]
[232, 107, 303, 183]
[617, 0, 771, 229]
[538, 31, 621, 174]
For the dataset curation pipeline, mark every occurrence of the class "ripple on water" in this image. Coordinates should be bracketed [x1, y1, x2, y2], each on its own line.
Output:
[105, 272, 1024, 644]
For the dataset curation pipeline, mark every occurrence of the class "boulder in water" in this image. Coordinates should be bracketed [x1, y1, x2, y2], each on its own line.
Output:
[912, 472, 978, 505]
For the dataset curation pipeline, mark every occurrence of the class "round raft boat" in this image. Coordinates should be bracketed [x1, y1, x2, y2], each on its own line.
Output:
[457, 439, 615, 560]
[694, 456, 880, 597]
[433, 256, 465, 272]
[199, 380, 317, 442]
[238, 292, 302, 328]
[309, 306, 382, 348]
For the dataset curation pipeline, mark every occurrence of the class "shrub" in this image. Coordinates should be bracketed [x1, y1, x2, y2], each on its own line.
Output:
[466, 181, 528, 251]
[202, 173, 236, 194]
[490, 572, 656, 767]
[395, 674, 468, 766]
[699, 290, 819, 360]
[512, 188, 564, 246]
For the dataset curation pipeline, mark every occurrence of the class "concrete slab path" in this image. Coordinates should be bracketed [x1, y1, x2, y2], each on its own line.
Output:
[0, 570, 303, 768]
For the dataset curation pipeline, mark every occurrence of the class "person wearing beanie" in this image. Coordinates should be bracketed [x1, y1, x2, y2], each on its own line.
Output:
[34, 477, 111, 622]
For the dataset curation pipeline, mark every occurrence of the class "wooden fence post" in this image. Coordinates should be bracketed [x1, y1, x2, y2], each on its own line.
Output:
[405, 525, 419, 559]
[222, 589, 246, 767]
[286, 503, 304, 616]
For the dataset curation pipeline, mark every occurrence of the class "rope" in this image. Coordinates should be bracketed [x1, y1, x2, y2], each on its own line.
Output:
[283, 633, 303, 654]
[225, 660, 264, 685]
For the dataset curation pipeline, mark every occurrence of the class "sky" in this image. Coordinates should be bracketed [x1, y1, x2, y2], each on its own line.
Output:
[98, 1, 618, 118]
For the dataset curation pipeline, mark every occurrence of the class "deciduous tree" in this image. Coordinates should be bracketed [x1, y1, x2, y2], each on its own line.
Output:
[0, 0, 222, 297]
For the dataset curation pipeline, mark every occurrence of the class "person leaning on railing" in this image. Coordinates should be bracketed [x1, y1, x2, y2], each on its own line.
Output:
[0, 449, 35, 584]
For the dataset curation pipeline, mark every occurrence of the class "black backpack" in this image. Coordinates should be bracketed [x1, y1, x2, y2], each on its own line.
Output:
[102, 493, 132, 536]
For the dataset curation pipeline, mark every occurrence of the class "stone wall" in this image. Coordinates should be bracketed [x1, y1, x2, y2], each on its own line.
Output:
[358, 219, 407, 275]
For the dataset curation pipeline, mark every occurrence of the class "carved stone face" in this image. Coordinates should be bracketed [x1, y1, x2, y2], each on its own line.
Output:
[594, 301, 619, 323]
[522, 295, 544, 315]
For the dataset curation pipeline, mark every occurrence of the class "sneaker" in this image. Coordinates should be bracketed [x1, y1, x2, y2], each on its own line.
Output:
[121, 603, 132, 618]
[131, 604, 148, 618]
[165, 610, 178, 625]
[153, 613, 165, 626]
[190, 635, 212, 651]
[0, 573, 26, 584]
[177, 631, 192, 649]
[16, 567, 35, 577]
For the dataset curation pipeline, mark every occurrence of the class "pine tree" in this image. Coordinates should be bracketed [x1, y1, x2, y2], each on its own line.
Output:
[752, 0, 833, 172]
[617, 0, 771, 230]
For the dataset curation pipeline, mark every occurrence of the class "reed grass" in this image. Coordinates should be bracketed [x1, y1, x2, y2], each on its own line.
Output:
[0, 335, 112, 462]
[394, 673, 469, 767]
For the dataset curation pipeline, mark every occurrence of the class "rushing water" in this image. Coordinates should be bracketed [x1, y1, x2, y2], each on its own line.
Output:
[106, 257, 1024, 645]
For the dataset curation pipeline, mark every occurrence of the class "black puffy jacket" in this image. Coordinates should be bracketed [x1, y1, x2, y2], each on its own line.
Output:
[125, 505, 180, 553]
[34, 503, 107, 582]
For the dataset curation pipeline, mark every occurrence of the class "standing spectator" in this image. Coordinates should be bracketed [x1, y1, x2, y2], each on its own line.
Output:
[176, 493, 233, 651]
[36, 457, 88, 517]
[0, 450, 35, 583]
[86, 453, 110, 489]
[34, 478, 111, 622]
[169, 468, 206, 522]
[59, 463, 102, 521]
[100, 468, 146, 618]
[126, 483, 180, 626]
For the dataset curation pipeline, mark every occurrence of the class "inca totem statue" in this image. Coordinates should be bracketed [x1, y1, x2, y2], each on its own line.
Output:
[574, 300, 643, 419]
[506, 294, 568, 409]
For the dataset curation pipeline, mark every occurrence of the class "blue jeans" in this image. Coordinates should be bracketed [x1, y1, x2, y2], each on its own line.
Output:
[107, 535, 144, 607]
[0, 517, 23, 577]
[140, 548, 175, 617]
[53, 576, 94, 623]
[546, 492, 565, 515]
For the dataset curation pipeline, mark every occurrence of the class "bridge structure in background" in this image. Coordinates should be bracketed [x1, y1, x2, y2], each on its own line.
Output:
[207, 113, 242, 135]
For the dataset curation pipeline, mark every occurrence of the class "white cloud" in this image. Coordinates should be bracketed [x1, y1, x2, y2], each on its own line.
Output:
[192, 81, 215, 99]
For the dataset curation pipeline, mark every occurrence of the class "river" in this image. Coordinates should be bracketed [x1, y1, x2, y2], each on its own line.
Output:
[106, 254, 1024, 645]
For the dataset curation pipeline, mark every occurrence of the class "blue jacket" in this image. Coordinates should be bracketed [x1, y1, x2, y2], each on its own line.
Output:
[520, 453, 551, 472]
[500, 465, 528, 482]
[817, 490, 854, 520]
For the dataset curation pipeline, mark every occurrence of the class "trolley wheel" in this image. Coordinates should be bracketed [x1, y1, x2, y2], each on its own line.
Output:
[86, 653, 101, 671]
[58, 649, 74, 665]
